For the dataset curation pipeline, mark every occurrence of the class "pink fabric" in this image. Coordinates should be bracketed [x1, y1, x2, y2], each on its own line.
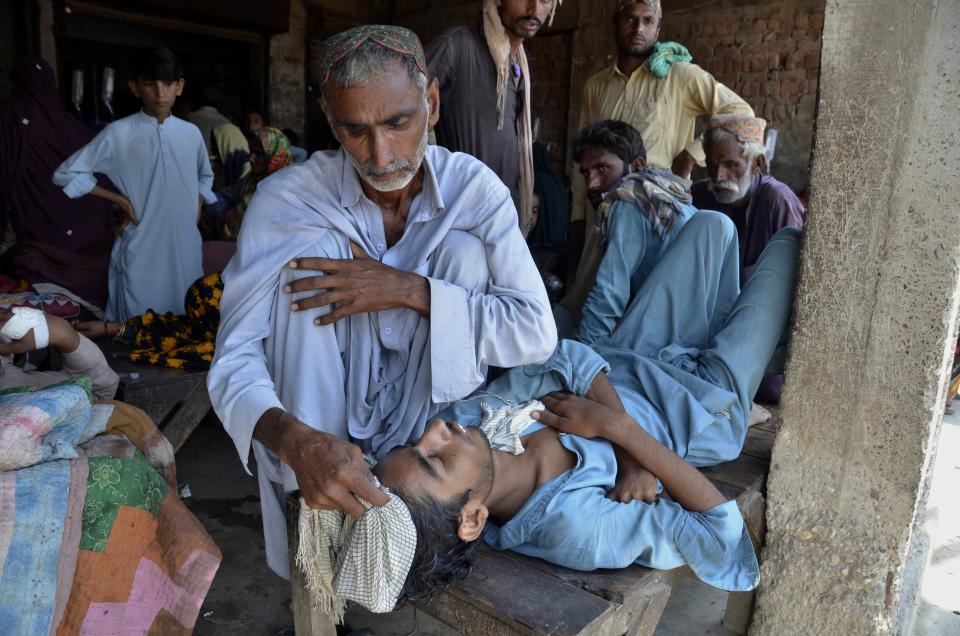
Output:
[78, 550, 219, 633]
[50, 459, 88, 632]
[0, 472, 15, 573]
[0, 404, 52, 470]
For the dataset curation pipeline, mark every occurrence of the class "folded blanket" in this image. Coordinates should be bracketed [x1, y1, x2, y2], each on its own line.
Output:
[0, 384, 220, 636]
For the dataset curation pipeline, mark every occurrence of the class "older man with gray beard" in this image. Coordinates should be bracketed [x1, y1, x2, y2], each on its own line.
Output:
[692, 114, 804, 403]
[207, 25, 556, 579]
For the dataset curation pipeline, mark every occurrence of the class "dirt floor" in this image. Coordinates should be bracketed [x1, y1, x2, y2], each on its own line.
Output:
[177, 412, 958, 635]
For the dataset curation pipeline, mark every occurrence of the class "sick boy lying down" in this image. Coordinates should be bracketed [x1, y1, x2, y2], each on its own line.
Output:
[366, 217, 799, 605]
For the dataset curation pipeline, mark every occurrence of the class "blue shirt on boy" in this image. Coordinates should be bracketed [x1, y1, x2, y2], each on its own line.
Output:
[435, 339, 759, 592]
[431, 212, 801, 592]
[54, 111, 215, 320]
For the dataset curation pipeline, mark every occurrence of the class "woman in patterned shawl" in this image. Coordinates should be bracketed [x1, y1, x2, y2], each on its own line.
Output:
[203, 126, 293, 240]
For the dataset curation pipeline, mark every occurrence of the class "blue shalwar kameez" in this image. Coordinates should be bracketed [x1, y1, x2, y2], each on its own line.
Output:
[437, 211, 801, 589]
[53, 111, 215, 320]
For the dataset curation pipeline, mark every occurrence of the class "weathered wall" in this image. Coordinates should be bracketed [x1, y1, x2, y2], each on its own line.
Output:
[393, 0, 482, 44]
[752, 0, 960, 633]
[525, 31, 574, 174]
[268, 0, 307, 139]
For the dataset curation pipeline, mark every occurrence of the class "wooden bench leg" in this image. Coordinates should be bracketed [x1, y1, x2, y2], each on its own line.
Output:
[287, 496, 338, 636]
[723, 490, 767, 634]
[159, 377, 211, 452]
[722, 591, 756, 634]
[625, 580, 674, 636]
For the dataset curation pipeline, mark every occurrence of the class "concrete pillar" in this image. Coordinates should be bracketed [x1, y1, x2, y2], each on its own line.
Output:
[268, 0, 307, 139]
[751, 1, 960, 634]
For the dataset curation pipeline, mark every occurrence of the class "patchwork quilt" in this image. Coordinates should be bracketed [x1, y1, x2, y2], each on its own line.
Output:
[0, 383, 221, 635]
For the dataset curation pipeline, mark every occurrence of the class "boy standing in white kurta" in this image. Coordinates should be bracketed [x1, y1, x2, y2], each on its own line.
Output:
[54, 47, 215, 321]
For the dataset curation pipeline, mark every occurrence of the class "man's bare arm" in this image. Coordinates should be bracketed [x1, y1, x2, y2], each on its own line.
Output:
[534, 393, 725, 512]
[606, 413, 725, 512]
[584, 373, 658, 503]
[253, 407, 390, 516]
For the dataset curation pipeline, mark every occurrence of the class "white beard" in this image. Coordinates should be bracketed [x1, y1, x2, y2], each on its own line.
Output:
[347, 118, 429, 193]
[708, 171, 754, 205]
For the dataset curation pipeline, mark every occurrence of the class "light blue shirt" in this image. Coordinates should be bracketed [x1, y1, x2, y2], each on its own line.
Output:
[207, 145, 556, 577]
[578, 200, 696, 345]
[53, 111, 215, 320]
[436, 339, 759, 592]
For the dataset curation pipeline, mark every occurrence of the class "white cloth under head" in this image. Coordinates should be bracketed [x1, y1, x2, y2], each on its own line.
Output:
[478, 398, 544, 455]
[296, 478, 416, 623]
[1, 307, 49, 350]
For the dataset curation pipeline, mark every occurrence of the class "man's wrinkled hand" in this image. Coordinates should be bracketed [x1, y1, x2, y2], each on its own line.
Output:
[607, 456, 658, 504]
[284, 242, 430, 325]
[287, 426, 390, 517]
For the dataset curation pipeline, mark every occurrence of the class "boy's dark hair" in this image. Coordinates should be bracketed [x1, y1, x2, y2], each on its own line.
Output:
[131, 46, 183, 82]
[573, 119, 647, 165]
[393, 487, 480, 606]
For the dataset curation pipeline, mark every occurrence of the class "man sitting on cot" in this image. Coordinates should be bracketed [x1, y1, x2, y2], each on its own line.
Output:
[209, 25, 556, 580]
[294, 212, 800, 616]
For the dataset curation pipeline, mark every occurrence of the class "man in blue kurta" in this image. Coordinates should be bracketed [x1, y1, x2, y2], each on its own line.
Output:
[692, 114, 806, 404]
[206, 26, 556, 578]
[53, 47, 215, 320]
[375, 211, 801, 595]
[568, 120, 699, 346]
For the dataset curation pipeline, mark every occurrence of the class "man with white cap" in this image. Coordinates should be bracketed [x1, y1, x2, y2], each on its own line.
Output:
[693, 114, 805, 403]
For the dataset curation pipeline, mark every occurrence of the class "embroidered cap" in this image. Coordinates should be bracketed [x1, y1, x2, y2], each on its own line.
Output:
[320, 25, 427, 85]
[707, 115, 768, 145]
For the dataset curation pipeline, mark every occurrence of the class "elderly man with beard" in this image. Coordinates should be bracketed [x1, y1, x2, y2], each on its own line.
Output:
[565, 0, 753, 317]
[207, 26, 557, 579]
[692, 114, 804, 403]
[426, 0, 562, 234]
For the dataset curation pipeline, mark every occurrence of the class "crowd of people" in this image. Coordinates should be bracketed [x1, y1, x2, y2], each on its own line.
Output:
[0, 0, 810, 625]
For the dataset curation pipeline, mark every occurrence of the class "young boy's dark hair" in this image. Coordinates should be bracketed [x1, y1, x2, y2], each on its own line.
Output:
[131, 47, 183, 82]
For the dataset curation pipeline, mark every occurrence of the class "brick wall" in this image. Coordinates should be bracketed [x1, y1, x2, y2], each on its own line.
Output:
[526, 31, 574, 175]
[661, 0, 825, 191]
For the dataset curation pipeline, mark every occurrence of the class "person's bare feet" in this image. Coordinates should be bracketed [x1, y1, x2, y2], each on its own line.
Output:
[749, 402, 772, 427]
